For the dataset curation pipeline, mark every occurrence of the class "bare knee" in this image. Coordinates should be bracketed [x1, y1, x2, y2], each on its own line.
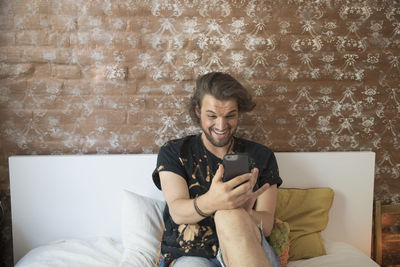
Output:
[214, 209, 246, 233]
[214, 208, 247, 223]
[214, 208, 260, 243]
[214, 209, 265, 267]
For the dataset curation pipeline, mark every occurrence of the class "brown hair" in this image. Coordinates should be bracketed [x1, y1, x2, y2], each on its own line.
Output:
[189, 72, 256, 124]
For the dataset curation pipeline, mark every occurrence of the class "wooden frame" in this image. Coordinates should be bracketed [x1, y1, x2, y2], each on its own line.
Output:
[374, 200, 400, 266]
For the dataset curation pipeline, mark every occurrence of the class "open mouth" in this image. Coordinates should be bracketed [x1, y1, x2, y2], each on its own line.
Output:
[212, 128, 229, 137]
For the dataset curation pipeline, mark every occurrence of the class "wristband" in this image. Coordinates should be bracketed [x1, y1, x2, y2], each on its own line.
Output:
[193, 196, 213, 217]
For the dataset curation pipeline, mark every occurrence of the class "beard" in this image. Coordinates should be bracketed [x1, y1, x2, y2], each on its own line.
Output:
[201, 125, 235, 148]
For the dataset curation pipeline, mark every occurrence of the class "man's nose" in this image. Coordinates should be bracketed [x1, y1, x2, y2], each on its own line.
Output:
[215, 117, 227, 130]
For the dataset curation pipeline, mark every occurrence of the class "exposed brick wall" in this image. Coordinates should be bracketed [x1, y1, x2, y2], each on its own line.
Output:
[1, 1, 399, 266]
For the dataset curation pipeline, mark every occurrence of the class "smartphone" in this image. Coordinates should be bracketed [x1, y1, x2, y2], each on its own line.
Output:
[222, 153, 250, 182]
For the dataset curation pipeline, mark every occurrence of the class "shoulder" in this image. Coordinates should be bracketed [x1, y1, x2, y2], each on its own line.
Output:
[235, 137, 274, 156]
[159, 135, 198, 155]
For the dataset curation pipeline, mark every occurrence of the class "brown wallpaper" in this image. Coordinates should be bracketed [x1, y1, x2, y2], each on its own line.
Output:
[1, 0, 399, 266]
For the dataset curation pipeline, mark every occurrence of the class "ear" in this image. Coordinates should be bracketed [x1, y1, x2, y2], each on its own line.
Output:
[195, 105, 201, 118]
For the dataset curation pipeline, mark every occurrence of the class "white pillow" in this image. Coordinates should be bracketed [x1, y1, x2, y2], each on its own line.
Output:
[119, 190, 165, 267]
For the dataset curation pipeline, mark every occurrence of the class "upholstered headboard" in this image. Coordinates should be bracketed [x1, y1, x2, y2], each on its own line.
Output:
[9, 152, 375, 264]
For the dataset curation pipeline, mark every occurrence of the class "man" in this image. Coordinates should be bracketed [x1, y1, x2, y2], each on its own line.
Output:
[153, 72, 282, 267]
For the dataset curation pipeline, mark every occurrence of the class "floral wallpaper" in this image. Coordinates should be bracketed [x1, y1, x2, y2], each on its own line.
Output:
[0, 0, 399, 266]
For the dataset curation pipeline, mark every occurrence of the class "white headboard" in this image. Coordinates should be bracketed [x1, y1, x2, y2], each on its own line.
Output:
[9, 152, 375, 264]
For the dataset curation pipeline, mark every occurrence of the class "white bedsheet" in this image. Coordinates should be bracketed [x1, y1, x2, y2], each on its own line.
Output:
[15, 237, 123, 267]
[288, 239, 379, 267]
[16, 238, 379, 267]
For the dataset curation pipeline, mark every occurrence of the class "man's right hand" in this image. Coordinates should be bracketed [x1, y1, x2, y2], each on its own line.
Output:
[200, 164, 257, 213]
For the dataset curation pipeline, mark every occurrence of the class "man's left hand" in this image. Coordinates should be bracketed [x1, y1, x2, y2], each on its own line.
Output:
[242, 168, 271, 212]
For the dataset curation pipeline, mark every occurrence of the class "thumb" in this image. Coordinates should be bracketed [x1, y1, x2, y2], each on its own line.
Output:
[213, 164, 224, 183]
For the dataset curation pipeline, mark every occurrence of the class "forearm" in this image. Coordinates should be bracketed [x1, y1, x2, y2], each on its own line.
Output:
[248, 209, 275, 236]
[160, 171, 209, 224]
[169, 194, 215, 224]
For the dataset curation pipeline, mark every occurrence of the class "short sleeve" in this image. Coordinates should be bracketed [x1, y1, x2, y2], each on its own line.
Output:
[258, 151, 282, 188]
[152, 140, 187, 190]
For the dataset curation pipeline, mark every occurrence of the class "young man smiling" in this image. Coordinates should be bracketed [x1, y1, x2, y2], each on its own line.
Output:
[153, 72, 282, 267]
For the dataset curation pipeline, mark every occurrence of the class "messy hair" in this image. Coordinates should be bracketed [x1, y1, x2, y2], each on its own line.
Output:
[189, 72, 256, 124]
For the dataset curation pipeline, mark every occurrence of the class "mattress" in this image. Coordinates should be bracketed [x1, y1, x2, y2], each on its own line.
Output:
[16, 238, 378, 267]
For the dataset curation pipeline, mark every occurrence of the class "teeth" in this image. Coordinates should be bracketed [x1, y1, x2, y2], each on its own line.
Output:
[214, 129, 227, 135]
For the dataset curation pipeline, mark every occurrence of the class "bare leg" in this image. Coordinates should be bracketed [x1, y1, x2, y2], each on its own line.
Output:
[214, 208, 270, 267]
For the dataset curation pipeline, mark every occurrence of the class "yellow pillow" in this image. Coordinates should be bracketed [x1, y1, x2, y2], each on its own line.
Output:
[274, 188, 334, 261]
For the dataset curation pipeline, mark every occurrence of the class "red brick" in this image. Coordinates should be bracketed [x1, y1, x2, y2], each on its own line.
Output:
[49, 15, 78, 31]
[14, 15, 49, 30]
[126, 17, 146, 32]
[86, 110, 127, 124]
[0, 63, 34, 78]
[62, 80, 92, 96]
[86, 80, 137, 96]
[99, 95, 130, 110]
[88, 64, 128, 81]
[48, 0, 80, 16]
[128, 66, 146, 82]
[4, 47, 25, 63]
[52, 65, 81, 79]
[34, 63, 52, 77]
[54, 49, 73, 64]
[104, 17, 127, 31]
[23, 47, 73, 64]
[48, 33, 71, 47]
[22, 47, 50, 63]
[123, 80, 138, 95]
[0, 47, 7, 61]
[11, 0, 49, 15]
[26, 78, 63, 95]
[77, 16, 105, 31]
[34, 109, 84, 128]
[76, 2, 104, 16]
[0, 88, 11, 107]
[70, 48, 115, 66]
[12, 0, 34, 14]
[0, 15, 14, 30]
[69, 48, 94, 66]
[0, 78, 27, 94]
[69, 31, 113, 48]
[16, 31, 49, 46]
[0, 109, 33, 127]
[0, 31, 15, 46]
[110, 32, 134, 48]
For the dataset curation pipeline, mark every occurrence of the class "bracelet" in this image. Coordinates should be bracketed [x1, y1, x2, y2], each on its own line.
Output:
[193, 196, 213, 217]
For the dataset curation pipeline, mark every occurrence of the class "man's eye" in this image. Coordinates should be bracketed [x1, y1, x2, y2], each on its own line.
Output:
[208, 115, 217, 119]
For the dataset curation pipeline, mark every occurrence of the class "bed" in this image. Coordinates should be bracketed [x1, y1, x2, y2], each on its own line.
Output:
[9, 152, 379, 266]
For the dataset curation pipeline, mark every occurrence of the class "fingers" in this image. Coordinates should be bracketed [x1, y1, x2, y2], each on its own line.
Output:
[226, 168, 258, 190]
[225, 173, 250, 189]
[213, 164, 224, 183]
[251, 168, 259, 187]
[213, 166, 270, 209]
[254, 183, 270, 198]
[252, 167, 259, 177]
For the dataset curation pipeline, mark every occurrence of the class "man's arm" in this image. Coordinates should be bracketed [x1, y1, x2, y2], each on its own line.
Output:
[159, 171, 207, 224]
[160, 164, 257, 225]
[249, 184, 278, 236]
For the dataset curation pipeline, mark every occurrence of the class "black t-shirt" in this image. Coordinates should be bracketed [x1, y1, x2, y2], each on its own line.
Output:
[152, 134, 282, 266]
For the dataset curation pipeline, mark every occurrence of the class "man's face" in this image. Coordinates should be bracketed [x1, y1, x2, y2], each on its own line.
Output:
[197, 94, 239, 148]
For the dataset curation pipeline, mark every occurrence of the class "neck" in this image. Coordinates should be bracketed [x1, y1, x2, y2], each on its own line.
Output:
[201, 133, 233, 159]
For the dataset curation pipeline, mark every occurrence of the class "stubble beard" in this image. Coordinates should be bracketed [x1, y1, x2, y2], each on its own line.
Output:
[202, 126, 235, 148]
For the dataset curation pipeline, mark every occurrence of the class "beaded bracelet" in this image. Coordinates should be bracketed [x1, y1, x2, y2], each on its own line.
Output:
[193, 196, 213, 217]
